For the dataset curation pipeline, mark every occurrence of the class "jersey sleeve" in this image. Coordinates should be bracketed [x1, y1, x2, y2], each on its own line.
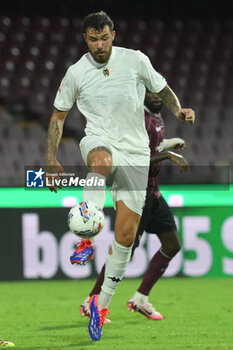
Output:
[54, 66, 77, 111]
[138, 51, 167, 93]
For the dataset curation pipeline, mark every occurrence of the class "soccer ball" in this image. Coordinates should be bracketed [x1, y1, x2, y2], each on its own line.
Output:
[67, 201, 105, 238]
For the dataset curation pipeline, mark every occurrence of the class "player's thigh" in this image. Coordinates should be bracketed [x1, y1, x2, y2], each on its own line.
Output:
[146, 196, 180, 254]
[110, 150, 149, 217]
[145, 196, 177, 233]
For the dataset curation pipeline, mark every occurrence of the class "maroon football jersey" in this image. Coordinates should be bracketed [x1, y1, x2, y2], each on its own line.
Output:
[145, 109, 165, 198]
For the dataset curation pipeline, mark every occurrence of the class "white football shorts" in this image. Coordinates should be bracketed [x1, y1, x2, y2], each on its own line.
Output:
[79, 135, 149, 215]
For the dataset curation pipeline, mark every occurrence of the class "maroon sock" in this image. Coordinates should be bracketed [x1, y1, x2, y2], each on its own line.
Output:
[137, 250, 170, 296]
[89, 265, 105, 297]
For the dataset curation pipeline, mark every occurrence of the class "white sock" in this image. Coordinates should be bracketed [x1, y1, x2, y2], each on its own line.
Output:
[82, 172, 106, 209]
[133, 291, 148, 303]
[98, 239, 132, 309]
[98, 289, 113, 310]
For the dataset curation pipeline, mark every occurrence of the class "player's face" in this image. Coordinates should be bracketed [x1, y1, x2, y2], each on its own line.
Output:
[144, 93, 163, 114]
[84, 26, 115, 63]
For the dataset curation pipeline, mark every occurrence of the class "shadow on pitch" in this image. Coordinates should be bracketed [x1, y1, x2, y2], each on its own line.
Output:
[40, 323, 84, 331]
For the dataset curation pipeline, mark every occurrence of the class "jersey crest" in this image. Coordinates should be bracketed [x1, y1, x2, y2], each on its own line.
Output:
[103, 68, 110, 77]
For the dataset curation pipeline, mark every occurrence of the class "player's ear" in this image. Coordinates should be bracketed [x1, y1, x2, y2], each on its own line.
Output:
[112, 30, 116, 41]
[83, 33, 87, 42]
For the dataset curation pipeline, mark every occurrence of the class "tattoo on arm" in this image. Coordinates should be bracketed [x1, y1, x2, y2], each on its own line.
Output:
[46, 119, 64, 164]
[158, 85, 181, 116]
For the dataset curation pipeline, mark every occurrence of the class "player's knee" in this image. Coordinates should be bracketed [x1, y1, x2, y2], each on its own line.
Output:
[116, 226, 136, 247]
[162, 234, 181, 257]
[88, 152, 112, 177]
[170, 240, 181, 256]
[117, 234, 135, 247]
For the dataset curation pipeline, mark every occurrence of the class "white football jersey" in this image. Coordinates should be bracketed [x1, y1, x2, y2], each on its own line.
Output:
[54, 47, 167, 155]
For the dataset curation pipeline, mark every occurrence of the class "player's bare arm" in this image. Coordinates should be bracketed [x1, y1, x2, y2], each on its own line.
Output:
[150, 152, 172, 164]
[157, 85, 181, 115]
[46, 108, 68, 192]
[150, 151, 188, 173]
[167, 151, 189, 173]
[158, 85, 195, 124]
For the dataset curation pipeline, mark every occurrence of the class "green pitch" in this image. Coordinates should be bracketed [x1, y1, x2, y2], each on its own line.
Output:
[0, 278, 233, 350]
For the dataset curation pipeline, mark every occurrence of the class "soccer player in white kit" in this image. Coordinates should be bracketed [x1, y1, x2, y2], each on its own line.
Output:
[46, 11, 195, 341]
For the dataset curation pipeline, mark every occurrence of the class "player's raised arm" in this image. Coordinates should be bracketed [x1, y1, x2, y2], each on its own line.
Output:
[46, 108, 69, 193]
[158, 85, 195, 124]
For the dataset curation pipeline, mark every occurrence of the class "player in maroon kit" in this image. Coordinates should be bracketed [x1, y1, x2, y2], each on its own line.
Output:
[80, 92, 188, 321]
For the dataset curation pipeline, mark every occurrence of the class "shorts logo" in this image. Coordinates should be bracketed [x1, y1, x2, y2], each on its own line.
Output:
[26, 168, 45, 187]
[103, 68, 110, 77]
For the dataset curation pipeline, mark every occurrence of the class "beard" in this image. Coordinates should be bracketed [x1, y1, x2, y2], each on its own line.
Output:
[94, 52, 107, 63]
[91, 46, 112, 63]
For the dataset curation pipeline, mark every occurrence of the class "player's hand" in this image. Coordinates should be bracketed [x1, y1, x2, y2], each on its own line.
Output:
[46, 160, 65, 193]
[174, 140, 186, 151]
[168, 152, 189, 173]
[176, 108, 195, 124]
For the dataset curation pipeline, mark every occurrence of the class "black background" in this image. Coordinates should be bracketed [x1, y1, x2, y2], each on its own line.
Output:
[0, 0, 232, 20]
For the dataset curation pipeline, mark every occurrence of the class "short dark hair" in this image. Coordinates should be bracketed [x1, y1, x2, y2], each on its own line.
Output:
[83, 11, 114, 33]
